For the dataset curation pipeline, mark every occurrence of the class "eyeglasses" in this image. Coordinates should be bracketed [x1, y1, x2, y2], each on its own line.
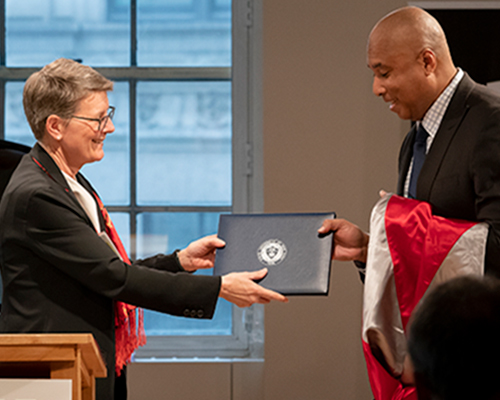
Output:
[71, 106, 115, 132]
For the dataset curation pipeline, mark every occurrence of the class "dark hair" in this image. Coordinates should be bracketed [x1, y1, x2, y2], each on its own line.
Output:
[408, 276, 500, 400]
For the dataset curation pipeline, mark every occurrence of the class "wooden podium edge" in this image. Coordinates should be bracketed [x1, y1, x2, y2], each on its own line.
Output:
[0, 333, 107, 378]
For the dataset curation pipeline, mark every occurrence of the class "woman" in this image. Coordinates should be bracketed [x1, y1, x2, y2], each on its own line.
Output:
[0, 58, 287, 399]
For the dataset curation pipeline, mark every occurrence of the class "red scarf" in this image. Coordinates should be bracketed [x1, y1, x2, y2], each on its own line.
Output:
[94, 194, 147, 376]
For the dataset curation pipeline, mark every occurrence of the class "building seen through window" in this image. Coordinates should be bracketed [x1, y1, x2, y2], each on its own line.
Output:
[2, 0, 262, 358]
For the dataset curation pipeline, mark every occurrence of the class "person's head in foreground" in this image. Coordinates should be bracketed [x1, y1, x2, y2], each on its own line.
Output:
[408, 275, 500, 400]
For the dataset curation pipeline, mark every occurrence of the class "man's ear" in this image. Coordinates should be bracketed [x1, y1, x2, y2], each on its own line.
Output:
[45, 114, 64, 141]
[421, 49, 437, 76]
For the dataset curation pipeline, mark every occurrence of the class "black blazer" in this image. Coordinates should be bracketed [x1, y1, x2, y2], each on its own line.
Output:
[0, 144, 221, 399]
[398, 73, 500, 276]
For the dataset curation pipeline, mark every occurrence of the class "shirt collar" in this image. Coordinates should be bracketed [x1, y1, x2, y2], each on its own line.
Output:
[420, 68, 464, 138]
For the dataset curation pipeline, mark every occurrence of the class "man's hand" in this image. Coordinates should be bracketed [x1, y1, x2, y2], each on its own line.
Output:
[177, 235, 226, 272]
[219, 268, 289, 307]
[318, 218, 369, 263]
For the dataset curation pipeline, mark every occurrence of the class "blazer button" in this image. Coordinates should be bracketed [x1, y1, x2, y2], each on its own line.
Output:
[183, 309, 190, 317]
[197, 310, 204, 318]
[190, 310, 197, 317]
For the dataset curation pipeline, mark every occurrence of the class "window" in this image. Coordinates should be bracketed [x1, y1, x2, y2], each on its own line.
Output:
[1, 0, 264, 360]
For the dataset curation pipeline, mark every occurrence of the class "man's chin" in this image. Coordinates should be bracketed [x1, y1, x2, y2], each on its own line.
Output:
[391, 108, 411, 121]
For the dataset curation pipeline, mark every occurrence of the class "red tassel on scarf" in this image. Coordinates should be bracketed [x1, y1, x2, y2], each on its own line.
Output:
[94, 194, 147, 376]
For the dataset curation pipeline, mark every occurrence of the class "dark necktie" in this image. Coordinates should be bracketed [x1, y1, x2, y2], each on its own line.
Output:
[408, 124, 428, 199]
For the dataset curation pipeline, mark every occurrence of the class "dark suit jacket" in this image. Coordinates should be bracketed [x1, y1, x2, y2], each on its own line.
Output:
[398, 73, 500, 276]
[0, 143, 221, 399]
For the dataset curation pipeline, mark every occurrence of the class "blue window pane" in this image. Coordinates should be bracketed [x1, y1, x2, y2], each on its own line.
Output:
[215, 0, 231, 7]
[6, 0, 130, 67]
[137, 212, 231, 335]
[5, 82, 34, 147]
[136, 212, 220, 257]
[137, 0, 231, 67]
[3, 0, 236, 344]
[137, 81, 231, 206]
[81, 83, 130, 205]
[109, 212, 131, 254]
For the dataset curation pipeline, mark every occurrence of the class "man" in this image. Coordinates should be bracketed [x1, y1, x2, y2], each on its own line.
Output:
[318, 5, 500, 399]
[0, 58, 288, 399]
[408, 276, 500, 400]
[319, 6, 500, 276]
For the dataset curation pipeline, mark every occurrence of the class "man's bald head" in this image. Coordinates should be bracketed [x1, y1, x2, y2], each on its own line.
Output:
[367, 7, 457, 121]
[369, 6, 453, 66]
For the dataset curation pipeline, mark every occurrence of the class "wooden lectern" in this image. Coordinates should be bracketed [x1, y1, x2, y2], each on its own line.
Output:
[0, 333, 107, 400]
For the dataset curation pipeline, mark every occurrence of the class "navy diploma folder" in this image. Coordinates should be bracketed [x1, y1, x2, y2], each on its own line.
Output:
[214, 212, 335, 295]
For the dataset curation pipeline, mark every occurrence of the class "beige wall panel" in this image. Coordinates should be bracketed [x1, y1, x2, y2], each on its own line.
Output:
[262, 0, 406, 399]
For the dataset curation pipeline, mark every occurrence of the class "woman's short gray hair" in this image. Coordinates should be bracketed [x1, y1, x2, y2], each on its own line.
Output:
[23, 58, 114, 140]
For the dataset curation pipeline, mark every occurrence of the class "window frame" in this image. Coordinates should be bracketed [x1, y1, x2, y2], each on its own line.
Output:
[0, 0, 264, 360]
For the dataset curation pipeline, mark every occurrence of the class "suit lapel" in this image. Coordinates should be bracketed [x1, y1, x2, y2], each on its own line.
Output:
[416, 74, 475, 200]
